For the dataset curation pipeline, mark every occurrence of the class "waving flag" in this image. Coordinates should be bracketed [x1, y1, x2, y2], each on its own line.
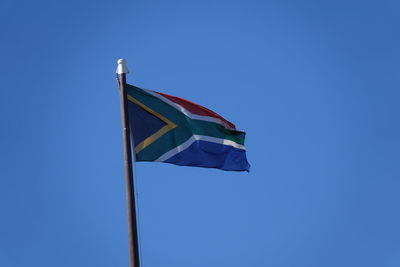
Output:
[127, 84, 250, 171]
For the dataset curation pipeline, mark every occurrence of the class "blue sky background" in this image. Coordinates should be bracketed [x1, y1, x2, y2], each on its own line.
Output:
[1, 0, 399, 266]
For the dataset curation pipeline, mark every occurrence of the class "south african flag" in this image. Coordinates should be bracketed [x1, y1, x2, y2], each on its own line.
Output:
[127, 84, 250, 172]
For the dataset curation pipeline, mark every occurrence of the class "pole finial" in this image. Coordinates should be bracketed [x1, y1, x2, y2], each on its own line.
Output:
[116, 58, 129, 74]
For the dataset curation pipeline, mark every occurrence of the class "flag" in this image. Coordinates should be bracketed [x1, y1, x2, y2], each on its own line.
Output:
[127, 84, 250, 172]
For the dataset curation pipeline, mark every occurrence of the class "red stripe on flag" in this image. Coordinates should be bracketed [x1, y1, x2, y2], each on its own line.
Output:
[156, 91, 236, 129]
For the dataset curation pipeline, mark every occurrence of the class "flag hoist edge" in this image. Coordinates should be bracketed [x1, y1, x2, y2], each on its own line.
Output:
[127, 84, 250, 172]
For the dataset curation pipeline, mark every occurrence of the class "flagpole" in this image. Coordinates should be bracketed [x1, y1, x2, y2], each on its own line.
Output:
[116, 59, 141, 267]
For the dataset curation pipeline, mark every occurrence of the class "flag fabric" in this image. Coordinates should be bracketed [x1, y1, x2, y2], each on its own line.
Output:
[127, 84, 250, 172]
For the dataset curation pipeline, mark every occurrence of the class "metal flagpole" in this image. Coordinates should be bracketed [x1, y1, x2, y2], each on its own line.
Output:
[116, 59, 141, 267]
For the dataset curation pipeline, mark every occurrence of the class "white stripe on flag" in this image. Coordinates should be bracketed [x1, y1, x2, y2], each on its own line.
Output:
[156, 135, 246, 162]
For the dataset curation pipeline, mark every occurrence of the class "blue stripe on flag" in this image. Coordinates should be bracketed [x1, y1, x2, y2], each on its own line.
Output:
[164, 140, 250, 172]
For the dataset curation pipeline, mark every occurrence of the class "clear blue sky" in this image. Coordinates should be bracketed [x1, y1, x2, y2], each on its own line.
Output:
[1, 0, 399, 266]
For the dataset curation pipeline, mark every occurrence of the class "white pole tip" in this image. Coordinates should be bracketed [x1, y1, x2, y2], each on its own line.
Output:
[116, 58, 129, 74]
